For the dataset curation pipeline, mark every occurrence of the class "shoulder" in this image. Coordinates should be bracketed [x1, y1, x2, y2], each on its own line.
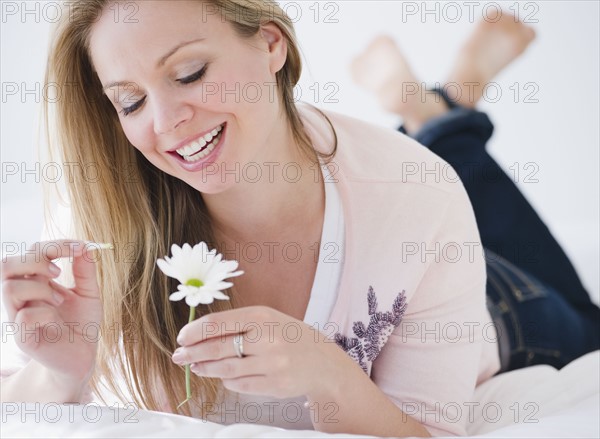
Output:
[297, 102, 464, 198]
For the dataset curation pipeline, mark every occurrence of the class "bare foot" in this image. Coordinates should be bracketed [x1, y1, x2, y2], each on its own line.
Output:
[350, 35, 448, 133]
[446, 13, 536, 108]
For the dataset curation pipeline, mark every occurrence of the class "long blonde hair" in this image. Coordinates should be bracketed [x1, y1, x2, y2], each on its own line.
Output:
[43, 0, 337, 416]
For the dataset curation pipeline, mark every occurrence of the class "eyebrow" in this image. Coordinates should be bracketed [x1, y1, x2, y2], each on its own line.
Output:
[102, 38, 206, 91]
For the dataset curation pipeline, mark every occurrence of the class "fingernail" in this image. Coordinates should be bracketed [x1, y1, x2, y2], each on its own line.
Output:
[52, 292, 64, 305]
[49, 264, 61, 276]
[172, 349, 184, 364]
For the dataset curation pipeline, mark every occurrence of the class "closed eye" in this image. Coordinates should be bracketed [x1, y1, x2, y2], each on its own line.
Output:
[121, 96, 146, 117]
[177, 65, 208, 85]
[120, 65, 209, 117]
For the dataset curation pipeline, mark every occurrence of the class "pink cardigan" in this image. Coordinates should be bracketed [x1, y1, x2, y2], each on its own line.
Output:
[298, 103, 501, 436]
[1, 103, 501, 437]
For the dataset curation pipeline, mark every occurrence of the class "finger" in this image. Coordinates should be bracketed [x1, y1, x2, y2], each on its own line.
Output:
[221, 376, 275, 396]
[173, 333, 252, 364]
[2, 256, 62, 280]
[13, 240, 102, 299]
[13, 303, 65, 358]
[2, 278, 64, 321]
[48, 279, 77, 299]
[26, 240, 90, 261]
[190, 356, 264, 380]
[71, 249, 100, 298]
[14, 301, 60, 335]
[178, 306, 273, 345]
[25, 240, 102, 299]
[1, 239, 89, 279]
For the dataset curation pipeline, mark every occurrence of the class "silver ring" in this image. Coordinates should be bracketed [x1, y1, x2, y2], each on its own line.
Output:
[233, 334, 246, 358]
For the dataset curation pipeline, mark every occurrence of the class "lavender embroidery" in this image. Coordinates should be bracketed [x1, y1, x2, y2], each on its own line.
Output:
[335, 286, 407, 374]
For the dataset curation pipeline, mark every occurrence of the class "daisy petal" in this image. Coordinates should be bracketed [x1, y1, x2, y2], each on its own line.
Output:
[196, 242, 209, 254]
[211, 291, 231, 301]
[219, 260, 240, 274]
[159, 241, 244, 303]
[209, 281, 234, 290]
[169, 290, 187, 302]
[157, 259, 181, 281]
[186, 293, 213, 307]
[171, 244, 183, 257]
[196, 292, 219, 305]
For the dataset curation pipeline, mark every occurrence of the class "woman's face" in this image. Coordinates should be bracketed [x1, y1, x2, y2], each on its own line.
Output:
[89, 0, 288, 193]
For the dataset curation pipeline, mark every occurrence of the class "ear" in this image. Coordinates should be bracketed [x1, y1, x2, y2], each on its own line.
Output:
[259, 22, 288, 75]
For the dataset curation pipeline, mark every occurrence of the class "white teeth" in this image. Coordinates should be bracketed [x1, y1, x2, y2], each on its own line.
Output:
[176, 124, 224, 157]
[182, 132, 222, 162]
[180, 141, 200, 156]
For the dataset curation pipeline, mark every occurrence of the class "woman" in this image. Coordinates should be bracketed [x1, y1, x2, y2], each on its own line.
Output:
[0, 1, 579, 437]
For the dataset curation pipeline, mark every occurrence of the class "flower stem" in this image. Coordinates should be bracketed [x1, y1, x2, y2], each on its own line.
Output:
[177, 306, 196, 409]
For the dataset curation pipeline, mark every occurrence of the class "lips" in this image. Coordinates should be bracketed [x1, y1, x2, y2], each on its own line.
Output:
[167, 122, 227, 172]
[178, 124, 224, 162]
[175, 123, 225, 158]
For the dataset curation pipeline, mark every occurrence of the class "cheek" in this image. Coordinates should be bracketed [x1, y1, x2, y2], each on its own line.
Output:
[120, 118, 155, 155]
[198, 58, 274, 111]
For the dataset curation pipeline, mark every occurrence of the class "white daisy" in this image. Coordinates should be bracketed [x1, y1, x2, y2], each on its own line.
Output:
[157, 242, 244, 307]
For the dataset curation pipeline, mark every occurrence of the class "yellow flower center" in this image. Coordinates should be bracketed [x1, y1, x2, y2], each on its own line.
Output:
[186, 278, 204, 288]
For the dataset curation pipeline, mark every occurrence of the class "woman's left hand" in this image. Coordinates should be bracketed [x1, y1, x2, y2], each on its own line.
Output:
[172, 305, 354, 399]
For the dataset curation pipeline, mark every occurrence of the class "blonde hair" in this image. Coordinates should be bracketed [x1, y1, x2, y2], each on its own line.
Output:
[43, 0, 337, 416]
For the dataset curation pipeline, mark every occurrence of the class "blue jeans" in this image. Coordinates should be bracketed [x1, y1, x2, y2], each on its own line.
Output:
[399, 91, 600, 373]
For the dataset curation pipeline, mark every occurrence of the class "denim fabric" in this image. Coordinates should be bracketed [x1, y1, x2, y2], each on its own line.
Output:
[485, 250, 598, 372]
[399, 90, 600, 373]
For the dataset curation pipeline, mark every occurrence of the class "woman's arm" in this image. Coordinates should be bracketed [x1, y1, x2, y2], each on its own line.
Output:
[305, 333, 432, 437]
[369, 186, 491, 437]
[1, 359, 90, 403]
[302, 171, 489, 437]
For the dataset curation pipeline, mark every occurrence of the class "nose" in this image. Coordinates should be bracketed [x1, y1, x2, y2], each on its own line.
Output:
[152, 93, 193, 136]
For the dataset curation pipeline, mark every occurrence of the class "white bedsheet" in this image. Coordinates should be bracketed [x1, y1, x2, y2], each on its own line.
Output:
[2, 350, 598, 438]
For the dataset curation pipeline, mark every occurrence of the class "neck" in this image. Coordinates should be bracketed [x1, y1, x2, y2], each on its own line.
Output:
[202, 121, 325, 245]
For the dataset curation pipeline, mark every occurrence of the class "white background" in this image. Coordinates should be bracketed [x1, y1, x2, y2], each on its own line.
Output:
[1, 1, 598, 302]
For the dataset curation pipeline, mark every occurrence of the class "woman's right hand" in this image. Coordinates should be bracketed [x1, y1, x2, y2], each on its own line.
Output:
[1, 240, 102, 386]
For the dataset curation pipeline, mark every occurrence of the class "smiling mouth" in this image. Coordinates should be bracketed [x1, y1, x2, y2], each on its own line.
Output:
[175, 123, 225, 162]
